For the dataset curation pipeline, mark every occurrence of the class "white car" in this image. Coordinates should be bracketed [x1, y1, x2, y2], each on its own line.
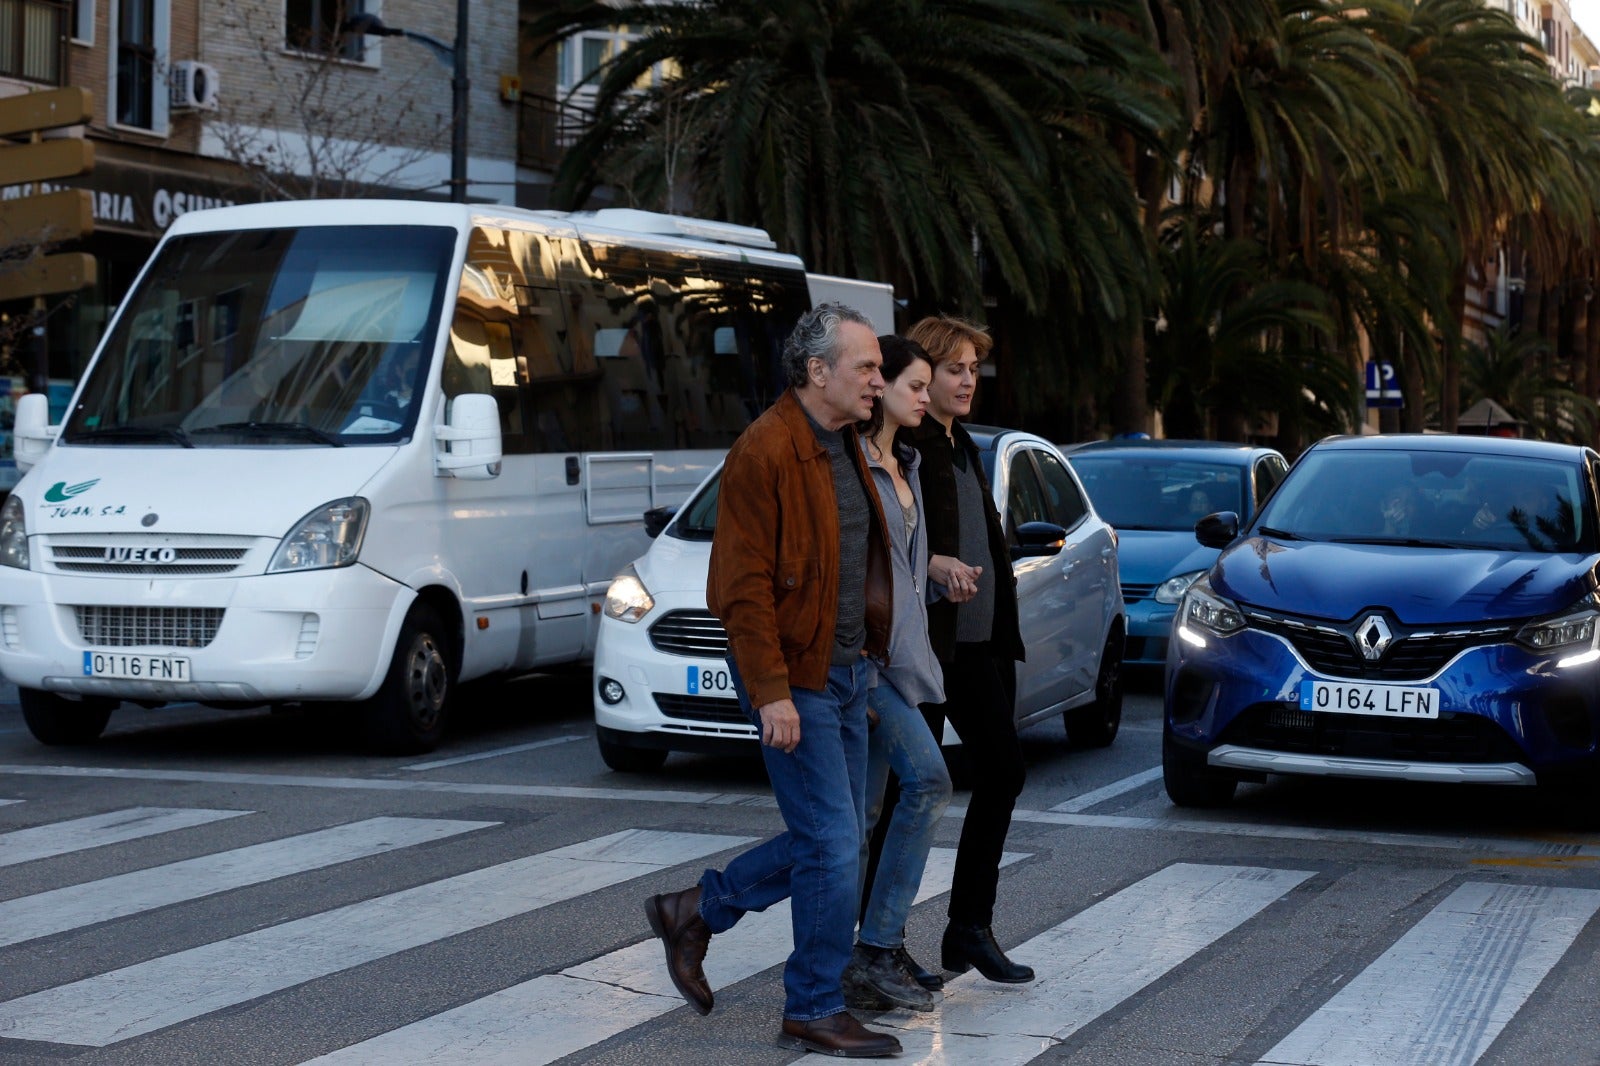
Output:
[592, 428, 1127, 771]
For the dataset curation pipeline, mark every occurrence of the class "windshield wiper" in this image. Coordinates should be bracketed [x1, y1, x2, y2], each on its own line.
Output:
[70, 424, 194, 448]
[1327, 535, 1465, 549]
[1256, 526, 1305, 541]
[193, 421, 345, 447]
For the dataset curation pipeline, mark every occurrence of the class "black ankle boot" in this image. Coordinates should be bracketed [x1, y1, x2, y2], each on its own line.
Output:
[896, 945, 943, 991]
[940, 923, 1034, 983]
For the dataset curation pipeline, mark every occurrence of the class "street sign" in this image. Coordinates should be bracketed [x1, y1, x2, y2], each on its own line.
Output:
[0, 252, 96, 302]
[0, 87, 93, 138]
[1365, 361, 1402, 408]
[0, 188, 91, 246]
[0, 138, 94, 187]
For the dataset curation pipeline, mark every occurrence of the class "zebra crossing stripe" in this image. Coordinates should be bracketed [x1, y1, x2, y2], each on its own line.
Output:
[0, 799, 20, 806]
[0, 817, 500, 950]
[1259, 881, 1600, 1066]
[0, 828, 752, 1047]
[303, 847, 1029, 1065]
[872, 863, 1314, 1064]
[0, 807, 249, 868]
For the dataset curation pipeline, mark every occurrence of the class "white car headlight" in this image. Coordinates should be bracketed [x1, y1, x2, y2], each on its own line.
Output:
[0, 494, 26, 570]
[267, 498, 369, 574]
[604, 566, 655, 623]
[1180, 576, 1245, 636]
[1154, 569, 1206, 605]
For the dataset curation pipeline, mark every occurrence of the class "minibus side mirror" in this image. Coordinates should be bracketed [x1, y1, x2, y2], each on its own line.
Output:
[434, 394, 502, 480]
[13, 393, 56, 472]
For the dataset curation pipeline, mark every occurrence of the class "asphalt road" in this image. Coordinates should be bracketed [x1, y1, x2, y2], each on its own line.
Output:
[1, 669, 1597, 1065]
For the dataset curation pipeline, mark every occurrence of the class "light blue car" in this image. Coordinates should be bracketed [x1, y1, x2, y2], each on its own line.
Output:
[1064, 440, 1289, 666]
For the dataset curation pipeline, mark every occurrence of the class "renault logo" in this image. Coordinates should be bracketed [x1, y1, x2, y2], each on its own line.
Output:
[1354, 614, 1393, 661]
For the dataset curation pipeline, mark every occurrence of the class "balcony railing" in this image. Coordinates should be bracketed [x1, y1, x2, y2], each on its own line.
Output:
[0, 0, 68, 86]
[518, 90, 594, 172]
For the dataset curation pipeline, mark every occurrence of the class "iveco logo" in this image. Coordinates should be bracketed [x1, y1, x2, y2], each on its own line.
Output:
[103, 547, 177, 564]
[1354, 614, 1394, 661]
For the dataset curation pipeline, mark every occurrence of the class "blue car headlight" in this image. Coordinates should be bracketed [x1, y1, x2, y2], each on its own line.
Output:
[1178, 575, 1245, 644]
[1155, 569, 1207, 605]
[1516, 593, 1600, 653]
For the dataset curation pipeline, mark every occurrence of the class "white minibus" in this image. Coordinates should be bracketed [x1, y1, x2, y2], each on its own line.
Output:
[0, 200, 878, 752]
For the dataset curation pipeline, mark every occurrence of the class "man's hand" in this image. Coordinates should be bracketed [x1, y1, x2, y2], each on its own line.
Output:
[930, 554, 983, 603]
[758, 699, 801, 752]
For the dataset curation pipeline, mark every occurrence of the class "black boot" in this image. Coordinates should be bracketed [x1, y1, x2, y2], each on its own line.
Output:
[843, 943, 935, 1011]
[895, 945, 943, 991]
[941, 923, 1034, 984]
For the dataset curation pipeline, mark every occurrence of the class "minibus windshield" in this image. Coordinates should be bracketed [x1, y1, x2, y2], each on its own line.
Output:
[64, 225, 457, 447]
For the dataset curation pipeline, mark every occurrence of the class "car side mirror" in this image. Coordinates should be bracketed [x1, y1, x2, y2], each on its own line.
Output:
[1195, 511, 1239, 549]
[13, 392, 55, 472]
[433, 393, 503, 480]
[1011, 520, 1067, 559]
[643, 504, 678, 539]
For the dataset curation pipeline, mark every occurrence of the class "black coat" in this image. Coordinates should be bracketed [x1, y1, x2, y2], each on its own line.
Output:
[909, 418, 1025, 665]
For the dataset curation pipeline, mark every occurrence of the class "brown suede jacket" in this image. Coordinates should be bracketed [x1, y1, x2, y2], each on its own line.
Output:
[708, 389, 894, 709]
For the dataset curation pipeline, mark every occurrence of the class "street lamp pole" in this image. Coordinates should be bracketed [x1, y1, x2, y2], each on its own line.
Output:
[451, 0, 469, 204]
[342, 3, 470, 202]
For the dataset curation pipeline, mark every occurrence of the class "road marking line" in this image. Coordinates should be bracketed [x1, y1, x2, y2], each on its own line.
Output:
[1, 763, 1594, 859]
[0, 798, 20, 806]
[0, 828, 752, 1047]
[0, 817, 499, 949]
[400, 735, 586, 771]
[0, 807, 249, 868]
[303, 848, 1028, 1065]
[1049, 766, 1162, 812]
[1259, 881, 1600, 1066]
[873, 863, 1314, 1064]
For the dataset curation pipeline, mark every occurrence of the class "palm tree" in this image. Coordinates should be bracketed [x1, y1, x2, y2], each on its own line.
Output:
[1460, 325, 1600, 444]
[526, 0, 1173, 320]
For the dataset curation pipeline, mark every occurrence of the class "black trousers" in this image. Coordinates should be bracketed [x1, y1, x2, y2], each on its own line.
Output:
[862, 640, 1024, 929]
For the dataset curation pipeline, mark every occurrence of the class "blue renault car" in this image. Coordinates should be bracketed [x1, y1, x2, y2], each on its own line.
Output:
[1164, 434, 1600, 806]
[1065, 440, 1289, 666]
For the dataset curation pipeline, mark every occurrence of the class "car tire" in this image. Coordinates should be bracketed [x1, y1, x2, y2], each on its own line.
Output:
[1162, 732, 1237, 807]
[360, 603, 455, 755]
[1066, 633, 1123, 748]
[19, 688, 116, 745]
[597, 730, 669, 773]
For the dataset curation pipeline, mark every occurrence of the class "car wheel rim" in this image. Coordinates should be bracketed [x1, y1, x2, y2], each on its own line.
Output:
[404, 633, 447, 730]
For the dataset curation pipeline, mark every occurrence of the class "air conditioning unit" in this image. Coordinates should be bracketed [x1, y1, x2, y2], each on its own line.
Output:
[169, 60, 220, 112]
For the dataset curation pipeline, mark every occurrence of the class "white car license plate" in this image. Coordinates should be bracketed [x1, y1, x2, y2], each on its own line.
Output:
[83, 651, 191, 682]
[1299, 680, 1439, 719]
[685, 664, 736, 697]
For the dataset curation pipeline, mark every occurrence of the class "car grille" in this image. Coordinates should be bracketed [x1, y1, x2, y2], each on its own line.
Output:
[1244, 607, 1516, 682]
[1121, 582, 1158, 603]
[47, 539, 252, 576]
[73, 605, 224, 648]
[653, 692, 746, 726]
[648, 610, 728, 657]
[1222, 702, 1525, 764]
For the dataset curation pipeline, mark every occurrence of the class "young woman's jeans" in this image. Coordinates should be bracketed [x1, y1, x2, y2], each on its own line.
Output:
[697, 658, 870, 1021]
[857, 679, 951, 948]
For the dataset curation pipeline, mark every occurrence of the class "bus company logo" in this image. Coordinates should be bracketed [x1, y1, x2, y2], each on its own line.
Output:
[43, 479, 100, 504]
[102, 546, 176, 564]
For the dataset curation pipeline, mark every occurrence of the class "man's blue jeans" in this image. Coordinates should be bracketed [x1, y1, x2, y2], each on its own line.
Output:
[698, 659, 870, 1021]
[858, 678, 952, 948]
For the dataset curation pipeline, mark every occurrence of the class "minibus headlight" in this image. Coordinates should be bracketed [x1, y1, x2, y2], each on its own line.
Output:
[0, 495, 26, 570]
[604, 566, 655, 623]
[268, 498, 370, 573]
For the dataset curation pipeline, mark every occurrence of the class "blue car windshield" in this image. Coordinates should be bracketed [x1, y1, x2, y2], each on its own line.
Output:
[1254, 449, 1593, 553]
[1067, 457, 1245, 531]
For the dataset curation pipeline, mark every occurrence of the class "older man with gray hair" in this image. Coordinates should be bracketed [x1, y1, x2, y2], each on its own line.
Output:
[644, 303, 902, 1058]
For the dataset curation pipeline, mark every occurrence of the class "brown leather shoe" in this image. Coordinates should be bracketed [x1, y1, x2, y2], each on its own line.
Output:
[645, 886, 714, 1015]
[778, 1012, 902, 1058]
